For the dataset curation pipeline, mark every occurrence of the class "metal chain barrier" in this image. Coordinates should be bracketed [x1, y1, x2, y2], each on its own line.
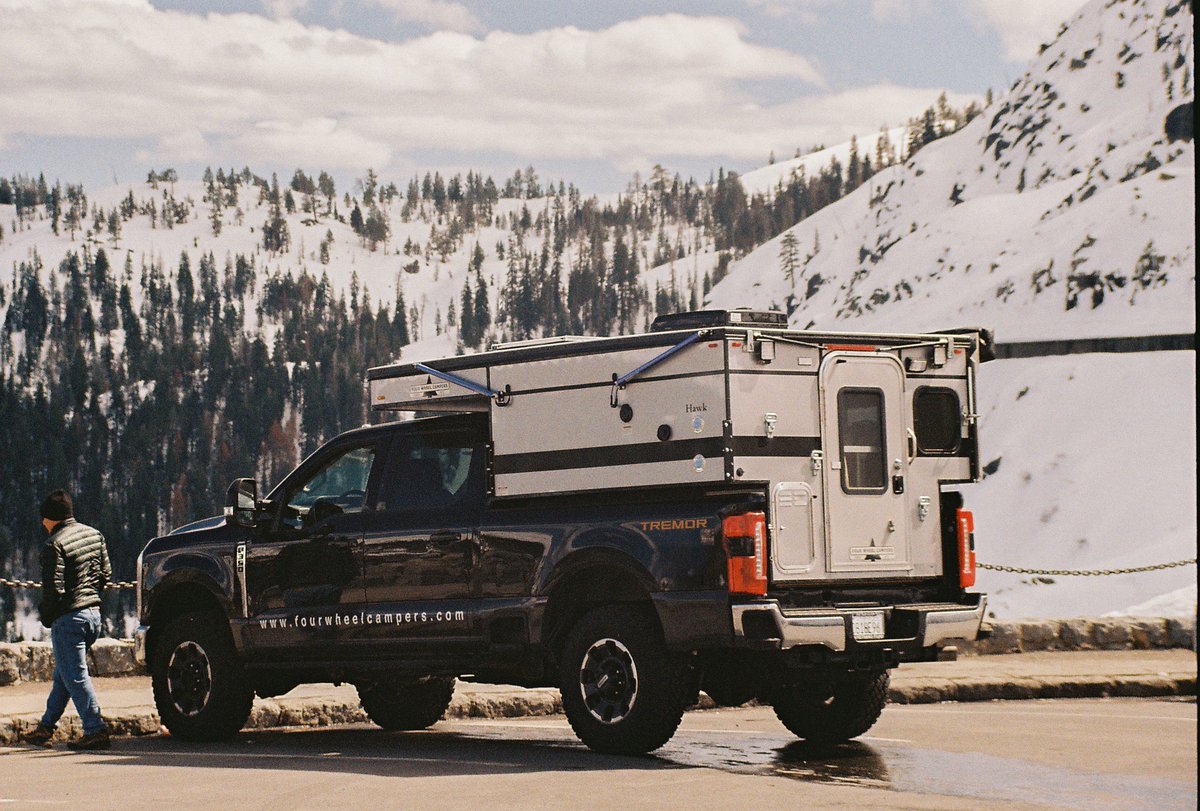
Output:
[0, 578, 137, 591]
[978, 559, 1197, 577]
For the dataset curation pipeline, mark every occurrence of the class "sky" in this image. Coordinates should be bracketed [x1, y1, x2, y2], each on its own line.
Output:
[0, 0, 1089, 194]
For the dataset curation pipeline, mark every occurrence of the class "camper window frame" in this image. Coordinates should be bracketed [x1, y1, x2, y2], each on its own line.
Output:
[912, 386, 962, 456]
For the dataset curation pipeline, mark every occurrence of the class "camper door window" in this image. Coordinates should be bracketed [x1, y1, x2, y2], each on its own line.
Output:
[838, 388, 887, 494]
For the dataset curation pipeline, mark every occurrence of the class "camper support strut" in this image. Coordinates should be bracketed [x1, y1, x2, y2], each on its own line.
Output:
[413, 362, 512, 405]
[610, 330, 709, 407]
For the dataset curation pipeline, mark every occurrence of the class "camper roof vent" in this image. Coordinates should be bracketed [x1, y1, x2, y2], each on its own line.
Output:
[650, 308, 788, 332]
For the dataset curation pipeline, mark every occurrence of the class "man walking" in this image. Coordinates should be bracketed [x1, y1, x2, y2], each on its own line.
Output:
[20, 490, 112, 750]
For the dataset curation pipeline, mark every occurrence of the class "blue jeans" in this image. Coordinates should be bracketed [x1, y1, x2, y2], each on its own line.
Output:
[41, 607, 106, 736]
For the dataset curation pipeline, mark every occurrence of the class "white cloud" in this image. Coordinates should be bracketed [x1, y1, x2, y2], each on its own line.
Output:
[0, 0, 949, 178]
[968, 0, 1090, 61]
[364, 0, 483, 33]
[135, 130, 212, 164]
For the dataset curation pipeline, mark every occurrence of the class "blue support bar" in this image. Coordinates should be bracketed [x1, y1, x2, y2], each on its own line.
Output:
[414, 362, 509, 403]
[611, 331, 707, 406]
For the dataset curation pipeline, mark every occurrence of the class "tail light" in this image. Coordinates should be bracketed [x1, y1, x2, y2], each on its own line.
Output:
[723, 512, 768, 597]
[956, 509, 976, 588]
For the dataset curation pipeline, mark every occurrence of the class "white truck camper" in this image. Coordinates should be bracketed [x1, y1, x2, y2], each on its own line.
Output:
[368, 309, 993, 591]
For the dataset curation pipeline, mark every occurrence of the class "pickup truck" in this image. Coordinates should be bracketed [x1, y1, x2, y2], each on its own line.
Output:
[135, 313, 987, 754]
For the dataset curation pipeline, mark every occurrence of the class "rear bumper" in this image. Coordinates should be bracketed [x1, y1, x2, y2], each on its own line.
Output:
[731, 593, 986, 654]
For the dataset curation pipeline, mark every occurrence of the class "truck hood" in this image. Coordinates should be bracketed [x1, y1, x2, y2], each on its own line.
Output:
[168, 515, 226, 535]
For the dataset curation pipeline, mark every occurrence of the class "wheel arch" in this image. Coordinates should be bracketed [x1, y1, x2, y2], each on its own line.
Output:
[145, 573, 233, 665]
[539, 547, 660, 664]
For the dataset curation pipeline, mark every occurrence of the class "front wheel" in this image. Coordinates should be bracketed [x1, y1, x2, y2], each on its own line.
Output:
[559, 606, 692, 755]
[771, 669, 890, 744]
[150, 611, 255, 741]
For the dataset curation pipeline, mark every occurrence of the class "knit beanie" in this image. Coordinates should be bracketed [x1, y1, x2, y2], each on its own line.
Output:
[40, 490, 73, 522]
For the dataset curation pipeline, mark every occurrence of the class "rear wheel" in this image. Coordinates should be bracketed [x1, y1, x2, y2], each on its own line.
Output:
[771, 669, 890, 744]
[357, 677, 456, 730]
[151, 611, 254, 741]
[559, 606, 692, 755]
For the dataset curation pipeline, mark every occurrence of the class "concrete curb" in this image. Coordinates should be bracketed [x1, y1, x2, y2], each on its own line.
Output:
[962, 617, 1197, 656]
[2, 616, 1195, 686]
[1, 673, 1194, 746]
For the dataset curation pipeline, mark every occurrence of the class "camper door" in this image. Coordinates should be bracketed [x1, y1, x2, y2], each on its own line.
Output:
[820, 353, 913, 574]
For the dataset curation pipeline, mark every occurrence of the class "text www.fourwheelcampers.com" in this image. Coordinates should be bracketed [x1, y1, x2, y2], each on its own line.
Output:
[258, 610, 466, 630]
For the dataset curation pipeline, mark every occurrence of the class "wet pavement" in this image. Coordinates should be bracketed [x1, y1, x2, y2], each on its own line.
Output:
[1, 697, 1195, 809]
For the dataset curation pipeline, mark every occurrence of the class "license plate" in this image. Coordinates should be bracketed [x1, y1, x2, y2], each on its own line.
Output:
[851, 612, 886, 641]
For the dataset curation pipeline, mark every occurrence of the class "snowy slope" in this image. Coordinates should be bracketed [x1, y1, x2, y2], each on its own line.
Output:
[0, 180, 549, 354]
[709, 0, 1194, 341]
[738, 127, 907, 197]
[709, 0, 1196, 618]
[971, 351, 1196, 618]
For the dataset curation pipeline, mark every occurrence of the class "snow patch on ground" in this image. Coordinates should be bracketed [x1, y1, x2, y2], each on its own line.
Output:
[1106, 583, 1198, 619]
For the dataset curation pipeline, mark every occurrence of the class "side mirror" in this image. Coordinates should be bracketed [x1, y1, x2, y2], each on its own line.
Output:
[224, 478, 258, 528]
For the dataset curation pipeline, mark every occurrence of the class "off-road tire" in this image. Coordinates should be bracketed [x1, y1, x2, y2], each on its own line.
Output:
[151, 611, 254, 742]
[771, 669, 890, 744]
[357, 677, 456, 730]
[559, 606, 693, 755]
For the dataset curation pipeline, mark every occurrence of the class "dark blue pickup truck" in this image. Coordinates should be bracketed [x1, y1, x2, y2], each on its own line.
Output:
[135, 312, 988, 754]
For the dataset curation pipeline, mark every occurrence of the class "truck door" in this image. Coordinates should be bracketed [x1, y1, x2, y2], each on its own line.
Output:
[244, 441, 378, 652]
[820, 353, 912, 574]
[359, 421, 485, 651]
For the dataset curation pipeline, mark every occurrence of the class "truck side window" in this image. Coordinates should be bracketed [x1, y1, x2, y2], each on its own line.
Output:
[379, 431, 482, 511]
[838, 388, 886, 494]
[913, 387, 961, 455]
[280, 445, 376, 530]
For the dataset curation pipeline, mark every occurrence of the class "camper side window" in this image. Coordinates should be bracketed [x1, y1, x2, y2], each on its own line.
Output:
[913, 387, 961, 455]
[838, 388, 887, 494]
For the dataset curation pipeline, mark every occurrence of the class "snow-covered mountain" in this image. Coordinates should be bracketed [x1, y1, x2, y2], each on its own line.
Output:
[710, 0, 1196, 618]
[710, 0, 1193, 340]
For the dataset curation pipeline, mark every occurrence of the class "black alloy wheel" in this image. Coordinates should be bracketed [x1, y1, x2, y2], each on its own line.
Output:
[579, 638, 639, 724]
[558, 606, 693, 755]
[167, 641, 213, 717]
[151, 611, 254, 741]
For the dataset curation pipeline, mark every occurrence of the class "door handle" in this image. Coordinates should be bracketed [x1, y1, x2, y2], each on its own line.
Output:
[906, 428, 917, 463]
[430, 531, 462, 544]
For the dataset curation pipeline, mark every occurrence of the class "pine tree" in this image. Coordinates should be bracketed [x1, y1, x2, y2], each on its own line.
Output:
[393, 284, 409, 346]
[779, 231, 799, 287]
[473, 272, 491, 339]
[459, 280, 476, 346]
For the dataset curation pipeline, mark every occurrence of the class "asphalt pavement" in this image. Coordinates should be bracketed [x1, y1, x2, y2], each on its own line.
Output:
[1, 697, 1195, 810]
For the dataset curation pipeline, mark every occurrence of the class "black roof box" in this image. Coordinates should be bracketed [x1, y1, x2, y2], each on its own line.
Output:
[650, 308, 788, 332]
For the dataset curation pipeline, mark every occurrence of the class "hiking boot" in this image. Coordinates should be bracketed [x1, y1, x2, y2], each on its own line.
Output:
[67, 729, 111, 751]
[19, 724, 55, 748]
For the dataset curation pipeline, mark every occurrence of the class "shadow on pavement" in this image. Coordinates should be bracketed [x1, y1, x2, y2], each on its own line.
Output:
[67, 725, 685, 779]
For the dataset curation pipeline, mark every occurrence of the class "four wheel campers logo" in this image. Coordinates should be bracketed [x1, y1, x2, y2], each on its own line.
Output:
[257, 608, 468, 631]
[410, 376, 452, 398]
